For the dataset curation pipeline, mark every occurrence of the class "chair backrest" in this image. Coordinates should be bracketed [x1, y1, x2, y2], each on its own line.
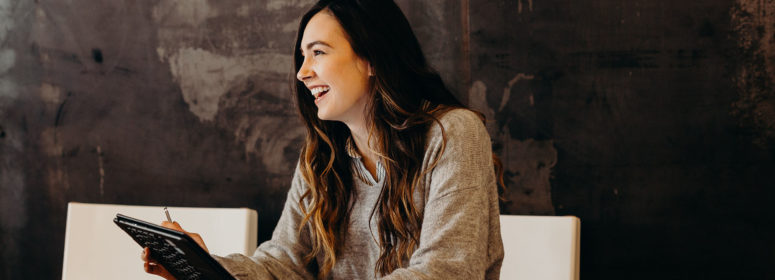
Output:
[61, 202, 258, 280]
[499, 215, 580, 280]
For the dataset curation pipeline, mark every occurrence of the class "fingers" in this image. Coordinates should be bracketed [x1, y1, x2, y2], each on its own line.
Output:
[142, 248, 175, 279]
[188, 232, 202, 240]
[145, 261, 175, 279]
[160, 221, 184, 231]
[144, 260, 158, 274]
[158, 222, 209, 253]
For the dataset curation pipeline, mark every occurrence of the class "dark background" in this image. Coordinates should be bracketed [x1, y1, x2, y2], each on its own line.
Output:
[1, 0, 773, 279]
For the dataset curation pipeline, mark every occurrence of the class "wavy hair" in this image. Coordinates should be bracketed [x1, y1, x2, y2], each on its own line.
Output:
[292, 0, 505, 278]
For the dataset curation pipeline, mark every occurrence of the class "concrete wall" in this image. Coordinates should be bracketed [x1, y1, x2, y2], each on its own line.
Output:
[1, 0, 773, 278]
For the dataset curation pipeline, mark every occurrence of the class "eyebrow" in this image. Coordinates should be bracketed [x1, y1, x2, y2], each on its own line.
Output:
[301, 40, 332, 54]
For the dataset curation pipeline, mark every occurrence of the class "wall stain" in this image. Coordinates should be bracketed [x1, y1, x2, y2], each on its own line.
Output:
[91, 48, 103, 64]
[0, 0, 15, 99]
[152, 0, 300, 123]
[152, 0, 217, 27]
[149, 0, 308, 178]
[469, 78, 556, 215]
[500, 73, 535, 111]
[163, 47, 292, 122]
[40, 127, 63, 157]
[0, 45, 16, 100]
[215, 79, 305, 175]
[731, 0, 775, 148]
[39, 83, 62, 104]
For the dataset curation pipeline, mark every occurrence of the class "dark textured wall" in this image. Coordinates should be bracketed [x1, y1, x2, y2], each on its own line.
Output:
[1, 0, 773, 279]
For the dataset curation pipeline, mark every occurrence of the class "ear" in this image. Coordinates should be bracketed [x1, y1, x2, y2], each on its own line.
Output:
[368, 64, 374, 76]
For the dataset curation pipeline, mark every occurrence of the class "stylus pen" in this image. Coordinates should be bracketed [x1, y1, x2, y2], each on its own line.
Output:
[164, 207, 173, 223]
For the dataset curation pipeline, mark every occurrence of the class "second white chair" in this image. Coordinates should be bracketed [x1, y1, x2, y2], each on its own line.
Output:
[499, 215, 581, 280]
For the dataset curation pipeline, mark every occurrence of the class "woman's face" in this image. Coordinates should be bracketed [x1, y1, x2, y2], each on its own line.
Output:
[297, 10, 372, 124]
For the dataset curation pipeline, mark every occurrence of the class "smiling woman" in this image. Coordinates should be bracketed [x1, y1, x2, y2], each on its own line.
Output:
[142, 0, 505, 279]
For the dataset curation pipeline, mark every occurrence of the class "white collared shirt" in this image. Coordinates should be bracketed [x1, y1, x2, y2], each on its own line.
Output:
[345, 136, 385, 186]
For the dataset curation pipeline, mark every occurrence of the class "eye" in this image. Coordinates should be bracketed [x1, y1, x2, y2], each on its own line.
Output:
[313, 50, 325, 56]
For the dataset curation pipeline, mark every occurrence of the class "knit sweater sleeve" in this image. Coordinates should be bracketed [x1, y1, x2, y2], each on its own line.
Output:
[382, 109, 504, 280]
[211, 162, 315, 280]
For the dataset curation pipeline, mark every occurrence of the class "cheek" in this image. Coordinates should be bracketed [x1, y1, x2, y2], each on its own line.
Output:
[327, 63, 355, 91]
[341, 62, 370, 91]
[320, 56, 370, 97]
[317, 60, 345, 85]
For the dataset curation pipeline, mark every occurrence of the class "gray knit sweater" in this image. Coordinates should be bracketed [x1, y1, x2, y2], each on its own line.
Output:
[213, 109, 504, 279]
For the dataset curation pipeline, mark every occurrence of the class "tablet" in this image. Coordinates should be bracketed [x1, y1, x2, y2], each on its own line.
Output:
[113, 213, 236, 280]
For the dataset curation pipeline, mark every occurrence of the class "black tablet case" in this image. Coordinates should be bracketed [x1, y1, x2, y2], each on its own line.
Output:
[113, 213, 236, 280]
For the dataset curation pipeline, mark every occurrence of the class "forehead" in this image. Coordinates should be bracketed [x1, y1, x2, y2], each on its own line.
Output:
[301, 10, 349, 47]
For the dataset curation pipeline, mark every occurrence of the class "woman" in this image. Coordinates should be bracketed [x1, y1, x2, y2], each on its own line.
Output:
[143, 0, 504, 278]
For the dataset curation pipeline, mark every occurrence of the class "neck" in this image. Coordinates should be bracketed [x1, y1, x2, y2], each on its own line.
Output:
[346, 120, 373, 158]
[344, 119, 379, 178]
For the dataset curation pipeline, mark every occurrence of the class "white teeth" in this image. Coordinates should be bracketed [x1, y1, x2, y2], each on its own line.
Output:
[310, 86, 330, 98]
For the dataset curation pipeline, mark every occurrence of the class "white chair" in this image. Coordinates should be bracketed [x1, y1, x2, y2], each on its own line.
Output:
[61, 202, 258, 280]
[499, 215, 581, 280]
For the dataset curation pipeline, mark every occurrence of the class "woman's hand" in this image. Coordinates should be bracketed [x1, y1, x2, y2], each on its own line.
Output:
[142, 247, 175, 279]
[141, 221, 210, 279]
[161, 221, 210, 252]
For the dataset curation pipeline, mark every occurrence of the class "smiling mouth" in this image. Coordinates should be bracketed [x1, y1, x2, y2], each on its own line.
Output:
[310, 86, 330, 99]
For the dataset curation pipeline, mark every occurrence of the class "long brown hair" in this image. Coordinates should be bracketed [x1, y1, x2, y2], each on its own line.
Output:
[292, 0, 504, 278]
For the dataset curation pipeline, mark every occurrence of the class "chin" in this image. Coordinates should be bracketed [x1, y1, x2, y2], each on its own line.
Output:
[317, 111, 345, 123]
[316, 110, 332, 121]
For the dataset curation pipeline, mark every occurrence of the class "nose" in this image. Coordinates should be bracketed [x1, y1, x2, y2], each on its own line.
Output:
[296, 56, 313, 82]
